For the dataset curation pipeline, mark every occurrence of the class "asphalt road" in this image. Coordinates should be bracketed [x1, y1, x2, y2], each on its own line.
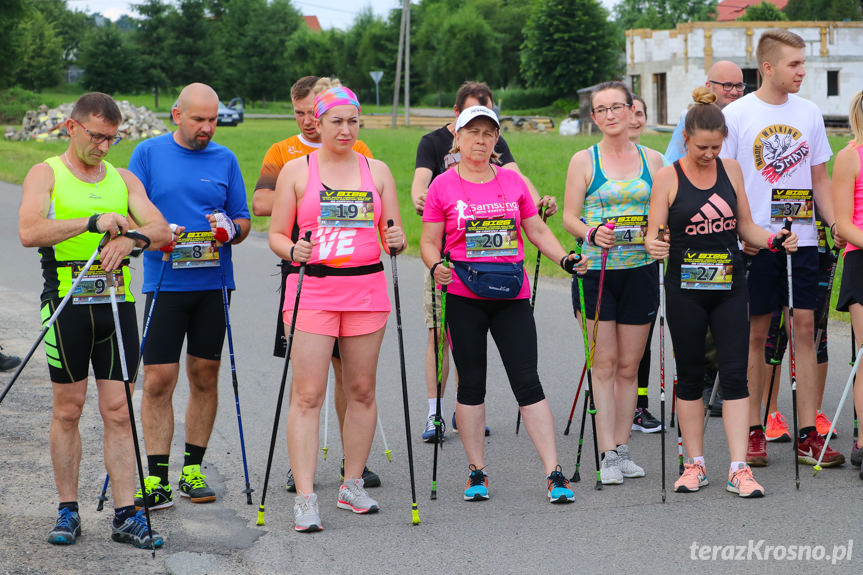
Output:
[1, 179, 861, 574]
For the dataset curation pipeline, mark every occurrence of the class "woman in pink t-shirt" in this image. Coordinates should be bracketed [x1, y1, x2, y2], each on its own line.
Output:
[269, 87, 405, 531]
[421, 106, 587, 504]
[834, 90, 863, 473]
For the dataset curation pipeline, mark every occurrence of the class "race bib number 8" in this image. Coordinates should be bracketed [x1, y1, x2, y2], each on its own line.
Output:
[320, 190, 374, 228]
[681, 250, 733, 291]
[172, 231, 220, 269]
[771, 189, 813, 223]
[465, 219, 518, 258]
[602, 215, 647, 249]
[72, 263, 125, 304]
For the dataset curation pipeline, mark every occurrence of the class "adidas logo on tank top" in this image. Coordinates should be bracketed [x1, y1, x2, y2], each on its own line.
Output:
[685, 193, 737, 236]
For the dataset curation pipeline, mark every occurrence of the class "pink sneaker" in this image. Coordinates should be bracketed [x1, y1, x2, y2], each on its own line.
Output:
[674, 460, 708, 493]
[727, 463, 765, 498]
[816, 410, 838, 439]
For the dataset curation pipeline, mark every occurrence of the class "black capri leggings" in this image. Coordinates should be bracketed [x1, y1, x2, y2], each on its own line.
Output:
[445, 294, 545, 407]
[665, 279, 750, 402]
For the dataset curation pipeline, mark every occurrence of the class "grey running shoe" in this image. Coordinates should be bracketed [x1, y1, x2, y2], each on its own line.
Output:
[851, 442, 863, 468]
[286, 469, 296, 492]
[337, 479, 380, 514]
[617, 444, 645, 478]
[294, 492, 322, 533]
[48, 508, 81, 545]
[600, 450, 624, 485]
[111, 509, 164, 548]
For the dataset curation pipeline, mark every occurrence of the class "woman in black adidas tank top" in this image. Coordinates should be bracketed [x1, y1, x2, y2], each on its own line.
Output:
[645, 87, 797, 498]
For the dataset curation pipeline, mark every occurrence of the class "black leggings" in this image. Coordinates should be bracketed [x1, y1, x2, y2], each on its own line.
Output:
[665, 280, 750, 402]
[445, 294, 545, 407]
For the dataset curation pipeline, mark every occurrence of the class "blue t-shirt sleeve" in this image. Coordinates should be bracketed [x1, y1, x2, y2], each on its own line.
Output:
[225, 154, 250, 220]
[128, 142, 149, 192]
[664, 113, 687, 164]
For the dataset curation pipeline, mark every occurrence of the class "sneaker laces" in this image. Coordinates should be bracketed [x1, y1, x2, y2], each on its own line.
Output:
[295, 495, 314, 515]
[748, 430, 765, 451]
[732, 465, 757, 486]
[468, 464, 486, 487]
[184, 469, 208, 489]
[55, 508, 75, 530]
[548, 466, 569, 489]
[682, 461, 704, 478]
[121, 510, 150, 538]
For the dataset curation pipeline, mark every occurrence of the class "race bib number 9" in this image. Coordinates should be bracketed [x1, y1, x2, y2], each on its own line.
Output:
[602, 215, 647, 249]
[72, 263, 125, 304]
[466, 219, 518, 258]
[771, 189, 813, 223]
[172, 231, 220, 269]
[320, 190, 374, 228]
[681, 250, 733, 291]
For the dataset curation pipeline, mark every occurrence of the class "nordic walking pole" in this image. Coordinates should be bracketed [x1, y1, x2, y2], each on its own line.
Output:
[563, 363, 588, 435]
[777, 218, 800, 489]
[386, 220, 420, 524]
[0, 246, 100, 406]
[670, 364, 677, 428]
[814, 345, 863, 475]
[517, 206, 547, 434]
[674, 363, 684, 475]
[377, 412, 392, 462]
[106, 231, 158, 557]
[322, 376, 331, 461]
[98, 227, 177, 511]
[762, 313, 786, 429]
[432, 251, 450, 500]
[854, 332, 859, 438]
[570, 242, 592, 481]
[257, 231, 311, 527]
[702, 372, 720, 433]
[658, 225, 668, 503]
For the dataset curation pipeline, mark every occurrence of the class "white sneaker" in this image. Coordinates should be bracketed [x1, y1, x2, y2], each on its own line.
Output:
[294, 492, 322, 532]
[616, 444, 645, 478]
[600, 450, 624, 485]
[337, 479, 380, 514]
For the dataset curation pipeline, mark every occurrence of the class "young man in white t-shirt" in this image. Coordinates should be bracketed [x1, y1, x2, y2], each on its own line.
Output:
[721, 29, 846, 470]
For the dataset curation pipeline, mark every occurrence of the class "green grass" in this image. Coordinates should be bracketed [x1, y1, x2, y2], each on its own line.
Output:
[0, 119, 852, 320]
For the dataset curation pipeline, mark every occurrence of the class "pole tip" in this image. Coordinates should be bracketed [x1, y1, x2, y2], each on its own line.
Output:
[412, 507, 421, 525]
[322, 446, 328, 460]
[256, 507, 266, 526]
[385, 450, 392, 462]
[813, 464, 821, 475]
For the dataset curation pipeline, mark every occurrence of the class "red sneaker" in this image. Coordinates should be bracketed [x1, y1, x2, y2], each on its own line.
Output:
[765, 412, 791, 443]
[746, 428, 768, 467]
[798, 429, 845, 467]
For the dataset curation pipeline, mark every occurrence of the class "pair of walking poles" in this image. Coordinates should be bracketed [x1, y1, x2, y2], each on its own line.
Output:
[0, 230, 160, 556]
[257, 222, 421, 526]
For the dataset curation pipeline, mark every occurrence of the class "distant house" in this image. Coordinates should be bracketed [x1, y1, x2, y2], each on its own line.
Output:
[626, 21, 863, 125]
[716, 0, 788, 21]
[304, 15, 322, 31]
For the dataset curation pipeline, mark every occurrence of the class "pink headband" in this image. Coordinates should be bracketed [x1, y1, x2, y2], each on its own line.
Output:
[314, 87, 361, 119]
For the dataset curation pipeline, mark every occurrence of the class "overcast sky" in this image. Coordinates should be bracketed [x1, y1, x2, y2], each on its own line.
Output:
[68, 0, 618, 30]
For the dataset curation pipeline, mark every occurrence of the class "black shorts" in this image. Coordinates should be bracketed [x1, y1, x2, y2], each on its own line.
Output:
[272, 260, 340, 360]
[573, 262, 658, 325]
[41, 299, 139, 384]
[142, 290, 227, 364]
[837, 250, 863, 313]
[748, 247, 818, 315]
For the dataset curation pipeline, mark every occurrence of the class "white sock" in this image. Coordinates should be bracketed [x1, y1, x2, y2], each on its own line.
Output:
[693, 456, 705, 467]
[428, 398, 443, 418]
[730, 461, 746, 474]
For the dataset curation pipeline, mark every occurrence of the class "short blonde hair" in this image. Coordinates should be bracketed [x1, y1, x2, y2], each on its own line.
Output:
[756, 29, 805, 74]
[850, 90, 863, 145]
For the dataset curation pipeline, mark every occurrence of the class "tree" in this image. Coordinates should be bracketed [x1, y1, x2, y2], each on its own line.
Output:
[14, 9, 64, 90]
[0, 0, 26, 89]
[133, 0, 176, 108]
[471, 0, 532, 88]
[738, 1, 788, 20]
[167, 0, 217, 86]
[78, 23, 142, 94]
[521, 0, 622, 96]
[784, 0, 862, 21]
[614, 0, 717, 30]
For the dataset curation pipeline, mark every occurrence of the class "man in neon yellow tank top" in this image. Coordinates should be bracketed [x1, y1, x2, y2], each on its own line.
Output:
[18, 92, 171, 548]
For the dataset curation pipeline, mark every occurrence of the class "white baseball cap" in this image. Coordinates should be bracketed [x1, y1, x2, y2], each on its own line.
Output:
[455, 105, 500, 131]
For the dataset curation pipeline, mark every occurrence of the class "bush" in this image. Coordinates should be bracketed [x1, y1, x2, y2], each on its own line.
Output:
[0, 87, 54, 124]
[495, 87, 557, 111]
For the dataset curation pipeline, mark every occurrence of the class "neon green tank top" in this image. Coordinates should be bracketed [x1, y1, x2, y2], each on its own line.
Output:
[39, 156, 135, 303]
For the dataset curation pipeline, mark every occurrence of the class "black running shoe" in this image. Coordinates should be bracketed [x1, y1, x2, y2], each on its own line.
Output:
[632, 408, 662, 433]
[47, 508, 81, 545]
[178, 464, 216, 503]
[112, 509, 164, 548]
[340, 458, 381, 488]
[134, 476, 174, 510]
[286, 469, 296, 492]
[0, 347, 21, 372]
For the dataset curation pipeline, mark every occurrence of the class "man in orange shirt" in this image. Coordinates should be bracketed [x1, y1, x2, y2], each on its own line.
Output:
[253, 76, 379, 491]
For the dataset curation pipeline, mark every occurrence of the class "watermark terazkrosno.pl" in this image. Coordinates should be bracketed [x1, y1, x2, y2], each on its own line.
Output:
[690, 540, 853, 565]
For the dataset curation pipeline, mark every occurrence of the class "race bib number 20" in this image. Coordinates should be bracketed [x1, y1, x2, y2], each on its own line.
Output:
[466, 219, 518, 257]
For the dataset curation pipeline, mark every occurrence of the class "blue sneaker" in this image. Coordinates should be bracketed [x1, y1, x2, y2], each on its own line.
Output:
[47, 508, 81, 545]
[451, 412, 491, 436]
[463, 465, 489, 501]
[421, 414, 445, 443]
[111, 509, 164, 548]
[546, 466, 575, 504]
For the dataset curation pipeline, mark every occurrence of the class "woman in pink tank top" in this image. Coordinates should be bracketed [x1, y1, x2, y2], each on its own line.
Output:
[269, 86, 406, 530]
[834, 90, 863, 472]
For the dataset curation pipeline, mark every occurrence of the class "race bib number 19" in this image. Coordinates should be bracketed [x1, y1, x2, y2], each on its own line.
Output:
[72, 264, 125, 304]
[465, 219, 518, 257]
[602, 215, 647, 249]
[320, 190, 374, 228]
[771, 189, 813, 223]
[681, 250, 733, 291]
[172, 231, 220, 269]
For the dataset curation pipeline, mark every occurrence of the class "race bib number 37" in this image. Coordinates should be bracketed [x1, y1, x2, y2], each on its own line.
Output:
[681, 251, 733, 291]
[602, 215, 647, 248]
[72, 263, 125, 304]
[172, 231, 219, 269]
[771, 189, 814, 223]
[320, 190, 374, 228]
[466, 219, 518, 258]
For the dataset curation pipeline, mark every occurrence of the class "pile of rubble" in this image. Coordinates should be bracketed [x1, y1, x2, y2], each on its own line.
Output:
[5, 100, 168, 143]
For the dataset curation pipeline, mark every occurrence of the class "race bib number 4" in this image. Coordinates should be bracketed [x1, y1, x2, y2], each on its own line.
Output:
[72, 263, 125, 304]
[320, 190, 374, 228]
[602, 215, 647, 249]
[172, 231, 220, 269]
[681, 251, 733, 291]
[771, 189, 813, 223]
[465, 219, 518, 258]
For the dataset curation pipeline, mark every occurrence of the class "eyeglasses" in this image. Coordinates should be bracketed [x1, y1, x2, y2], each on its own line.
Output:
[592, 103, 629, 118]
[73, 118, 123, 146]
[708, 80, 747, 93]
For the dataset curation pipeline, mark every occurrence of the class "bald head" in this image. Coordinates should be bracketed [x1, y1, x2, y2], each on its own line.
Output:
[705, 61, 745, 108]
[172, 83, 219, 150]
